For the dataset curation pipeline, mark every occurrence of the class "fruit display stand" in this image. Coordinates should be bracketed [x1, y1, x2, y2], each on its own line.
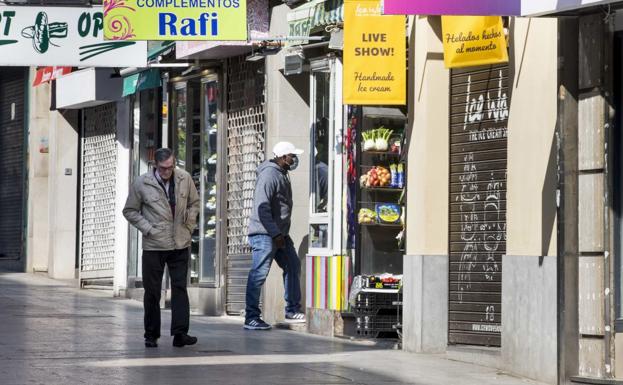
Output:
[356, 107, 406, 277]
[345, 106, 406, 341]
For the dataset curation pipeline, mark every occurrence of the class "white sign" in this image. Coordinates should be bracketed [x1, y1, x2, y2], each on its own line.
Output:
[522, 0, 618, 16]
[0, 6, 146, 67]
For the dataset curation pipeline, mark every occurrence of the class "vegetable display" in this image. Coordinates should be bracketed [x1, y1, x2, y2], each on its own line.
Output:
[362, 127, 394, 152]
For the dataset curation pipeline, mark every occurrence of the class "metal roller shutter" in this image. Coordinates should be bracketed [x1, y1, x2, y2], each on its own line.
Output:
[0, 68, 27, 264]
[79, 103, 117, 282]
[225, 56, 266, 315]
[448, 64, 509, 347]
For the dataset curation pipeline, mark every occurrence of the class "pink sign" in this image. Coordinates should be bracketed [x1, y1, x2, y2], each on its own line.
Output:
[383, 0, 521, 16]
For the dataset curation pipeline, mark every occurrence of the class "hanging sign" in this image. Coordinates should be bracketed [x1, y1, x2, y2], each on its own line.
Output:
[441, 16, 508, 69]
[343, 0, 406, 105]
[382, 0, 521, 16]
[0, 7, 146, 67]
[33, 67, 73, 86]
[103, 0, 248, 41]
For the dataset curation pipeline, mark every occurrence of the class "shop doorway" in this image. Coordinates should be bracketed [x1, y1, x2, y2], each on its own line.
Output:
[128, 88, 162, 282]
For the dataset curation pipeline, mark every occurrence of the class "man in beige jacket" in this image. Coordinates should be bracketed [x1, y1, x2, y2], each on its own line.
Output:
[123, 148, 200, 348]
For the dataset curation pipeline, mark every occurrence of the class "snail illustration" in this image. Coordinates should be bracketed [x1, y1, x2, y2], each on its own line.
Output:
[21, 12, 68, 54]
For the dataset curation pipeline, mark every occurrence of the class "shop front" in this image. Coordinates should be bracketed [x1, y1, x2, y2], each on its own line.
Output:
[167, 67, 227, 314]
[282, 0, 408, 338]
[170, 0, 270, 316]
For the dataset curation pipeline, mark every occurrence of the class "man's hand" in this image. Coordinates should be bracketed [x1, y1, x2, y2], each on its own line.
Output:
[273, 234, 286, 249]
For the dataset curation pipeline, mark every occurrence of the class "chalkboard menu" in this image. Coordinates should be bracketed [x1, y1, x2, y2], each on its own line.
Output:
[448, 64, 508, 347]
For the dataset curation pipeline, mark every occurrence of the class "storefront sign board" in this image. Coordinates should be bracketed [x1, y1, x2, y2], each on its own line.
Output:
[0, 6, 146, 66]
[103, 0, 247, 41]
[382, 0, 521, 16]
[441, 16, 508, 69]
[343, 0, 406, 105]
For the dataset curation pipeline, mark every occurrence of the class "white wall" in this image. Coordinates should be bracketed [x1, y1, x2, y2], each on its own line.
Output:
[27, 68, 79, 280]
[262, 3, 311, 324]
[27, 73, 50, 273]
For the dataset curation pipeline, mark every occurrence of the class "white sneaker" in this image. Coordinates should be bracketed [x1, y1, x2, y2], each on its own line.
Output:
[285, 312, 306, 324]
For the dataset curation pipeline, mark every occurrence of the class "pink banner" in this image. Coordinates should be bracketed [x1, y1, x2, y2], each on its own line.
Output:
[383, 0, 521, 16]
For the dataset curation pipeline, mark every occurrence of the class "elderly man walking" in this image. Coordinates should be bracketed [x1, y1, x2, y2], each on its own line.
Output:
[123, 148, 200, 348]
[244, 142, 306, 330]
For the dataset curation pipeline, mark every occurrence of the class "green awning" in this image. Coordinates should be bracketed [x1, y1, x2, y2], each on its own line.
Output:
[122, 69, 161, 97]
[287, 0, 344, 40]
[147, 41, 175, 61]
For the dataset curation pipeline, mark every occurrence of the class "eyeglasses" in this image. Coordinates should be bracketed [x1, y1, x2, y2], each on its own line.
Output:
[157, 165, 175, 172]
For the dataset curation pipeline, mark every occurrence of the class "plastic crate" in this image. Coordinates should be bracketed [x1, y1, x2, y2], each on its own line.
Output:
[356, 314, 400, 331]
[353, 291, 402, 313]
[355, 314, 401, 339]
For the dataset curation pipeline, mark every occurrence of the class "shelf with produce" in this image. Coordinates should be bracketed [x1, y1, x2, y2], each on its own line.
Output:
[361, 187, 404, 193]
[362, 150, 402, 156]
[359, 222, 404, 229]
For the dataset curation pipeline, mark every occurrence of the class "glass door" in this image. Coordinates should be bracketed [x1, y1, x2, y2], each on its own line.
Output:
[129, 88, 161, 279]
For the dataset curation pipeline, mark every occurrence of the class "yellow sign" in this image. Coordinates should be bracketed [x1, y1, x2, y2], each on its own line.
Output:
[103, 0, 247, 41]
[343, 0, 406, 105]
[441, 16, 508, 68]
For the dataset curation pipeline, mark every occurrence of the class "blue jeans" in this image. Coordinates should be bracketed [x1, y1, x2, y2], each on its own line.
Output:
[245, 234, 302, 321]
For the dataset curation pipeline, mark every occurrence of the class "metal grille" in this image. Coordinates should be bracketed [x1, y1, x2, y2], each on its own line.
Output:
[0, 68, 26, 264]
[448, 64, 508, 347]
[80, 103, 117, 279]
[226, 55, 266, 315]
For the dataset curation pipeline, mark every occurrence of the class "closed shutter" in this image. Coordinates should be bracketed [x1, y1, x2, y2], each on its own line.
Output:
[449, 64, 509, 347]
[0, 68, 27, 264]
[79, 103, 117, 282]
[225, 56, 266, 315]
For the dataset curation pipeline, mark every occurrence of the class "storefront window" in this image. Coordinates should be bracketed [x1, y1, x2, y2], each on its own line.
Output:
[173, 84, 187, 169]
[172, 76, 221, 287]
[200, 77, 219, 284]
[313, 72, 330, 214]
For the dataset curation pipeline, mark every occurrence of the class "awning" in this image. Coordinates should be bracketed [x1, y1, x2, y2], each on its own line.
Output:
[147, 41, 175, 62]
[33, 67, 72, 87]
[288, 0, 344, 41]
[122, 69, 161, 97]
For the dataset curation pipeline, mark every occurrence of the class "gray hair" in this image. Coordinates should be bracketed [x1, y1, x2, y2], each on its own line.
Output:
[154, 148, 174, 163]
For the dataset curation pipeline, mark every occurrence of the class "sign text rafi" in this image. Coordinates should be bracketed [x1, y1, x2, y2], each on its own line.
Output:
[103, 0, 247, 41]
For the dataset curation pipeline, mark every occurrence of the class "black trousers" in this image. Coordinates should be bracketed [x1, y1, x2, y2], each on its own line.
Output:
[142, 248, 190, 339]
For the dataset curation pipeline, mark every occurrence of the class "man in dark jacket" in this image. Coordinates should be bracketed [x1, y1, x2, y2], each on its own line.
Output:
[244, 142, 306, 330]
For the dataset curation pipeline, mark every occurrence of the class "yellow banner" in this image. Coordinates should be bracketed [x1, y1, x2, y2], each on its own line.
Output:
[104, 0, 247, 41]
[441, 16, 508, 69]
[343, 0, 406, 105]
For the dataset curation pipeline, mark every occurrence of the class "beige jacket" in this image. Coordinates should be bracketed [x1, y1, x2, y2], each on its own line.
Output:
[123, 168, 200, 251]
